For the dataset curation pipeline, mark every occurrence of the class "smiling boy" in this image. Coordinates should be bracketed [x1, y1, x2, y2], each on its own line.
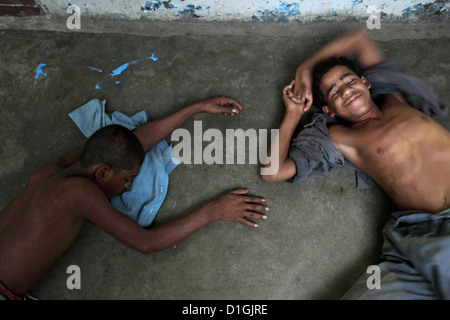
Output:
[263, 30, 450, 214]
[262, 30, 450, 299]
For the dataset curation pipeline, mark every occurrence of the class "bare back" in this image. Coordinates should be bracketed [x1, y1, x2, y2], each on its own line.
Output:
[0, 163, 86, 295]
[329, 94, 450, 213]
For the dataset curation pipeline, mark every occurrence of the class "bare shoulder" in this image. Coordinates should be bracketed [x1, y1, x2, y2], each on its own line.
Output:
[328, 123, 350, 146]
[380, 91, 409, 108]
[35, 176, 108, 222]
[27, 150, 81, 185]
[62, 176, 106, 206]
[378, 92, 421, 119]
[327, 123, 362, 158]
[61, 177, 130, 226]
[26, 163, 60, 188]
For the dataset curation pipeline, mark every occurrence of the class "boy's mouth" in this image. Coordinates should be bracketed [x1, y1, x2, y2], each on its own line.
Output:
[345, 93, 362, 107]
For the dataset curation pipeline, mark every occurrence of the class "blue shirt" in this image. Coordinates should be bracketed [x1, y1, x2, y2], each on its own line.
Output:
[69, 99, 180, 227]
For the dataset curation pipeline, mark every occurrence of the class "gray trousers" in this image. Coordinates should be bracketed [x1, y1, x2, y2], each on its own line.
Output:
[342, 208, 450, 300]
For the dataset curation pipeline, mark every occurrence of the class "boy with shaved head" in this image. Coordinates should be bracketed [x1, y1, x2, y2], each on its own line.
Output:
[0, 97, 268, 300]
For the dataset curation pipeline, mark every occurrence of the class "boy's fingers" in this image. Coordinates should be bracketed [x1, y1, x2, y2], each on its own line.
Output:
[304, 100, 313, 112]
[221, 105, 239, 115]
[229, 190, 267, 205]
[245, 209, 269, 219]
[229, 188, 250, 195]
[244, 196, 267, 204]
[239, 218, 259, 228]
[220, 97, 243, 110]
[247, 204, 269, 212]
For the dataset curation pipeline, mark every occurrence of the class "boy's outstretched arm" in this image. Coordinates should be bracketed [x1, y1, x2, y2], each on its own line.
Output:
[293, 29, 385, 107]
[79, 185, 268, 254]
[133, 96, 243, 152]
[261, 81, 310, 182]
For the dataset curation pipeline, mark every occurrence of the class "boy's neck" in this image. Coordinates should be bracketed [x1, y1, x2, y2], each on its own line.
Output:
[63, 161, 97, 182]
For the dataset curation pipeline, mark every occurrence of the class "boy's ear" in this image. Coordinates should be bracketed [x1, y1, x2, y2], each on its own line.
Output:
[95, 165, 114, 185]
[322, 105, 335, 118]
[361, 76, 371, 89]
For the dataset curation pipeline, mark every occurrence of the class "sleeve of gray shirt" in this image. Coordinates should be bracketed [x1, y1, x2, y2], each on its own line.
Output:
[288, 113, 345, 183]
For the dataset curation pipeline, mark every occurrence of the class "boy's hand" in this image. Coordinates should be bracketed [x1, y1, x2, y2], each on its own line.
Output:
[205, 189, 268, 227]
[283, 81, 310, 115]
[293, 66, 313, 110]
[193, 96, 243, 116]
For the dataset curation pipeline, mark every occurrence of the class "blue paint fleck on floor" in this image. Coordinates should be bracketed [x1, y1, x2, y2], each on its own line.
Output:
[88, 66, 103, 73]
[90, 53, 158, 90]
[34, 63, 47, 80]
[110, 53, 158, 77]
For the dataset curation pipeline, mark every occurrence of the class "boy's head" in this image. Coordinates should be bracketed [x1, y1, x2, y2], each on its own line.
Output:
[312, 57, 373, 122]
[79, 125, 145, 197]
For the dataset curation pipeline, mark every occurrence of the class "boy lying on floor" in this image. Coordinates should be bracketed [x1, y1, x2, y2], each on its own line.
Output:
[263, 30, 449, 214]
[262, 30, 450, 299]
[0, 96, 269, 300]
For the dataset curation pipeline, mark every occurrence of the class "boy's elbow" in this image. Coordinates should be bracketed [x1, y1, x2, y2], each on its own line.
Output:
[261, 173, 273, 183]
[132, 234, 159, 255]
[260, 162, 296, 183]
[261, 171, 283, 183]
[141, 248, 157, 255]
[138, 244, 159, 255]
[135, 241, 150, 254]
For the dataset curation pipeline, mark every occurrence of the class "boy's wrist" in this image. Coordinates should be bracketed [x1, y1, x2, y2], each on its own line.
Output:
[186, 102, 205, 115]
[297, 61, 313, 73]
[197, 201, 220, 223]
[285, 108, 305, 119]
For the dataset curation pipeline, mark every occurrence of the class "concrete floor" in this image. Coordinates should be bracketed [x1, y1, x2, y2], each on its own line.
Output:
[0, 17, 449, 300]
